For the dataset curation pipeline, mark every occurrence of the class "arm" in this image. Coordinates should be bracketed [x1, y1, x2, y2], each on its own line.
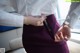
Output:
[63, 3, 80, 28]
[0, 10, 24, 27]
[54, 3, 80, 42]
[0, 10, 46, 27]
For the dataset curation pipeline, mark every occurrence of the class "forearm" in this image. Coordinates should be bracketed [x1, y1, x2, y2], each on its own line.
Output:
[63, 12, 78, 28]
[63, 4, 80, 28]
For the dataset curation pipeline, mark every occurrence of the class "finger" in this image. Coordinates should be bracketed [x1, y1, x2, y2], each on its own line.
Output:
[59, 32, 64, 40]
[41, 14, 47, 20]
[54, 35, 59, 42]
[37, 16, 46, 25]
[58, 26, 63, 32]
[64, 35, 70, 41]
[64, 36, 69, 41]
[37, 21, 44, 26]
[56, 34, 60, 40]
[55, 34, 60, 42]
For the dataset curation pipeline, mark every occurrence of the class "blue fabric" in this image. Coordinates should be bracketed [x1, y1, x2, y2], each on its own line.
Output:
[0, 26, 19, 32]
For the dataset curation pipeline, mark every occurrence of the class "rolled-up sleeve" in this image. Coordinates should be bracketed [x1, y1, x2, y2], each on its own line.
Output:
[0, 10, 24, 27]
[65, 3, 80, 28]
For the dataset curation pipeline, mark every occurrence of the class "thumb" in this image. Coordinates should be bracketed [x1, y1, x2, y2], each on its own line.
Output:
[41, 14, 47, 20]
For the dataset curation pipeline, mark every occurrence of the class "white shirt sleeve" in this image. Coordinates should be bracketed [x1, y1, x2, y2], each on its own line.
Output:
[65, 5, 80, 28]
[0, 10, 24, 27]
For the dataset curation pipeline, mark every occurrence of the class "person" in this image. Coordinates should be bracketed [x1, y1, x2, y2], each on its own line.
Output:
[22, 0, 71, 53]
[65, 2, 80, 28]
[0, 0, 46, 30]
[0, 0, 71, 53]
[0, 0, 46, 52]
[23, 1, 80, 53]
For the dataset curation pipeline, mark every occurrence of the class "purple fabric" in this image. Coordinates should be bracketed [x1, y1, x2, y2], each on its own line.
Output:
[22, 14, 69, 53]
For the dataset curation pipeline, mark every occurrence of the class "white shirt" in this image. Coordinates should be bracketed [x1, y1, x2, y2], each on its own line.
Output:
[17, 0, 57, 16]
[0, 0, 57, 27]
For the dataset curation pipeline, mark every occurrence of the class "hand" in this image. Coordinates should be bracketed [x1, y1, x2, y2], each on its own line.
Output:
[54, 24, 71, 42]
[24, 14, 46, 26]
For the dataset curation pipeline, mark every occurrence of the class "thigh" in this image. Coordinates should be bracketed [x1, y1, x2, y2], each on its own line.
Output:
[25, 43, 69, 53]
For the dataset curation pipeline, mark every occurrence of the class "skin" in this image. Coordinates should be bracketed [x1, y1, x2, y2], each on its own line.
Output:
[24, 14, 46, 26]
[54, 24, 71, 42]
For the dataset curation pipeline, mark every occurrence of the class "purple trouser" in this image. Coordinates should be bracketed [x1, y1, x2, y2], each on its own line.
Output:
[22, 14, 69, 53]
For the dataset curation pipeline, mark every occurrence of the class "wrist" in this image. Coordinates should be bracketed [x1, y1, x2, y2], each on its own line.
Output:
[24, 16, 29, 25]
[63, 21, 70, 28]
